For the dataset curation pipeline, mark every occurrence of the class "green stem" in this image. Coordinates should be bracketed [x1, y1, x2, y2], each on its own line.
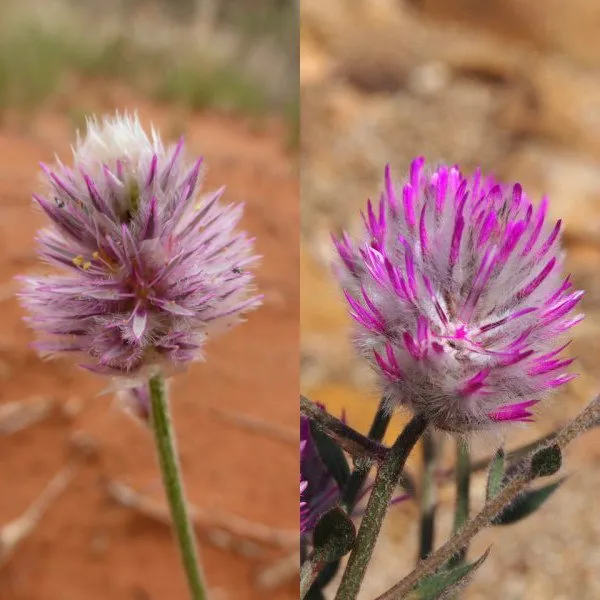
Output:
[334, 414, 429, 600]
[149, 374, 209, 600]
[449, 438, 470, 569]
[300, 553, 323, 599]
[375, 392, 600, 600]
[341, 400, 392, 512]
[418, 429, 437, 561]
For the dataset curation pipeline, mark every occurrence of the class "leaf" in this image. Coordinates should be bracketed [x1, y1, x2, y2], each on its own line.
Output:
[530, 444, 562, 478]
[408, 548, 490, 600]
[312, 507, 356, 562]
[309, 420, 351, 489]
[494, 478, 565, 526]
[486, 448, 505, 500]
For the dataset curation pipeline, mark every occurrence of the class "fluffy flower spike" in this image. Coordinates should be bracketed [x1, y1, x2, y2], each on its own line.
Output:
[19, 112, 262, 378]
[334, 158, 583, 432]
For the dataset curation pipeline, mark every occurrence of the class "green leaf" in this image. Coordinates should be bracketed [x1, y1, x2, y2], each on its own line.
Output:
[486, 448, 505, 500]
[530, 444, 562, 478]
[494, 478, 565, 525]
[408, 548, 490, 599]
[312, 507, 356, 562]
[309, 420, 351, 488]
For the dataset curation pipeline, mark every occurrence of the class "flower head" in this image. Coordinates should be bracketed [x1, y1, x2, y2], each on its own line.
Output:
[333, 158, 583, 432]
[19, 112, 261, 379]
[300, 414, 342, 534]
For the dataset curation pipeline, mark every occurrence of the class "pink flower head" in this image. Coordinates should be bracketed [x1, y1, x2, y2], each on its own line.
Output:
[333, 158, 583, 432]
[19, 113, 261, 379]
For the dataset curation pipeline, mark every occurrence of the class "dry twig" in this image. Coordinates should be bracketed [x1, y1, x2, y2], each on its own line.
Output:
[0, 397, 55, 435]
[256, 550, 300, 590]
[107, 480, 297, 551]
[207, 406, 296, 446]
[0, 465, 77, 567]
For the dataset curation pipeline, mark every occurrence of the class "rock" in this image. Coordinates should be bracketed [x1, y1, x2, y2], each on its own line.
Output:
[502, 144, 600, 244]
[527, 59, 600, 159]
[415, 0, 600, 69]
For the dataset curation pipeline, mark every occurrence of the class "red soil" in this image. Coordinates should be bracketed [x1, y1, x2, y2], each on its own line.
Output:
[0, 89, 299, 600]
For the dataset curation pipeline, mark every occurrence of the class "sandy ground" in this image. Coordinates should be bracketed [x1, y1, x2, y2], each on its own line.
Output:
[0, 85, 298, 600]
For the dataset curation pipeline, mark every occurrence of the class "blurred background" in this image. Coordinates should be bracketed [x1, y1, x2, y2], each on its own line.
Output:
[301, 0, 600, 598]
[0, 0, 298, 599]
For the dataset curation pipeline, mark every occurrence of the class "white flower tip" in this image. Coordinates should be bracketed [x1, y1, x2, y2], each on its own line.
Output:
[72, 110, 162, 166]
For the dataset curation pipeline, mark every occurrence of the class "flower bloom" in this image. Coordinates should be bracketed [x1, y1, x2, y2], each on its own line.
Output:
[19, 113, 261, 379]
[333, 158, 583, 432]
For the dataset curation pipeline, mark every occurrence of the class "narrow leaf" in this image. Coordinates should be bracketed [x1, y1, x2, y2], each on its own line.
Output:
[309, 420, 351, 488]
[486, 447, 505, 500]
[494, 478, 565, 525]
[312, 507, 356, 563]
[530, 444, 562, 478]
[408, 548, 490, 599]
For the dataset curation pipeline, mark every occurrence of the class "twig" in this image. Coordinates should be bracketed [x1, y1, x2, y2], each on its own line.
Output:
[106, 480, 297, 550]
[375, 392, 600, 599]
[301, 395, 389, 465]
[208, 406, 296, 446]
[0, 465, 77, 567]
[256, 550, 300, 590]
[437, 429, 561, 480]
[0, 397, 55, 435]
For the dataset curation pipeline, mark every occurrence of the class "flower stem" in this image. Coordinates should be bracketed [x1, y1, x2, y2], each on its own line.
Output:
[341, 399, 392, 511]
[418, 429, 437, 561]
[334, 414, 429, 600]
[449, 438, 471, 569]
[300, 552, 323, 599]
[374, 392, 600, 600]
[149, 374, 209, 600]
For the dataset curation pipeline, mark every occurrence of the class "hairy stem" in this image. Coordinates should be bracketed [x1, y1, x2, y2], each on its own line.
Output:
[342, 399, 392, 511]
[149, 374, 209, 600]
[375, 392, 600, 600]
[448, 438, 470, 570]
[439, 429, 558, 480]
[301, 395, 392, 598]
[418, 430, 437, 561]
[300, 552, 323, 599]
[334, 414, 429, 600]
